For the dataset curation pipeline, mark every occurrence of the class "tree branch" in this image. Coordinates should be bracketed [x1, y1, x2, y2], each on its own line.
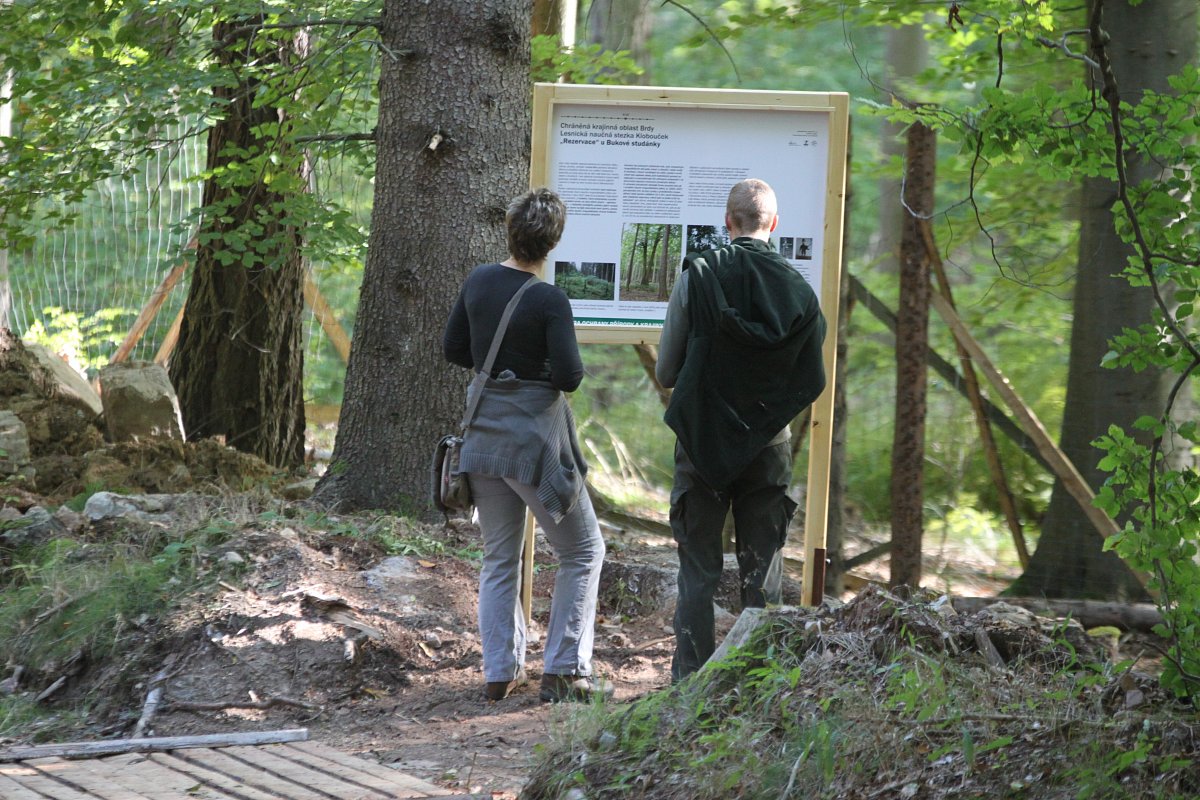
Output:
[222, 17, 381, 42]
[294, 131, 376, 144]
[660, 0, 741, 83]
[1036, 31, 1100, 71]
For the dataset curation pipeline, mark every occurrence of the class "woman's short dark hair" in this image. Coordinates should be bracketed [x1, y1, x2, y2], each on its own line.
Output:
[506, 188, 566, 265]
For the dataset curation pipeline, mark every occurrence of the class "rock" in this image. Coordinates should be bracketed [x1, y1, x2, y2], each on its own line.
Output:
[23, 343, 103, 418]
[708, 606, 770, 666]
[80, 450, 133, 489]
[220, 551, 245, 565]
[0, 410, 31, 475]
[281, 477, 318, 500]
[598, 561, 678, 616]
[98, 361, 185, 443]
[52, 506, 87, 535]
[0, 505, 66, 548]
[364, 556, 431, 587]
[82, 491, 176, 522]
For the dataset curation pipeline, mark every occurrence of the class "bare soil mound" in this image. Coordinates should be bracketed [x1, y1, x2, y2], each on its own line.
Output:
[0, 329, 281, 504]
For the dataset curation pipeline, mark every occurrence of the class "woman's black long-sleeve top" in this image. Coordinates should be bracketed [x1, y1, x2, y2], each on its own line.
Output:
[442, 262, 584, 392]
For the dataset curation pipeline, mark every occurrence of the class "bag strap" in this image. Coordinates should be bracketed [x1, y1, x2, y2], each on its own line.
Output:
[461, 273, 539, 430]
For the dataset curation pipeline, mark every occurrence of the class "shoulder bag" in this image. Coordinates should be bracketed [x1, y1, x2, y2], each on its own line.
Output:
[432, 274, 538, 515]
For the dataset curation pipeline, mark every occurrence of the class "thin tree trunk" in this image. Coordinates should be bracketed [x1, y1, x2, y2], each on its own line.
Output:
[873, 25, 927, 275]
[0, 56, 10, 331]
[657, 225, 670, 301]
[889, 121, 936, 589]
[314, 0, 532, 511]
[625, 224, 640, 290]
[171, 18, 306, 469]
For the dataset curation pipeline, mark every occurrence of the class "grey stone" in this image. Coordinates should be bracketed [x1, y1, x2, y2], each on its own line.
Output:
[364, 556, 430, 588]
[707, 606, 770, 667]
[0, 505, 66, 547]
[0, 410, 31, 475]
[52, 506, 87, 534]
[281, 477, 318, 500]
[82, 491, 176, 522]
[98, 361, 185, 442]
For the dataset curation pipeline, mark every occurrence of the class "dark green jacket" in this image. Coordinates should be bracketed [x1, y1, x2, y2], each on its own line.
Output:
[663, 237, 826, 489]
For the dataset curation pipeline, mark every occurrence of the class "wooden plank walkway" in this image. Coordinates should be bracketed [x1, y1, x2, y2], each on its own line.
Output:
[0, 740, 458, 800]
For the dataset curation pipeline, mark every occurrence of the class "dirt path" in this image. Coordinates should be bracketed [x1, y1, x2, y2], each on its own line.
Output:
[88, 517, 683, 799]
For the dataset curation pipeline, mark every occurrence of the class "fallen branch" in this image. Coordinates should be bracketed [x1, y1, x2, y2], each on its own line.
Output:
[131, 655, 179, 739]
[587, 482, 671, 538]
[950, 596, 1163, 632]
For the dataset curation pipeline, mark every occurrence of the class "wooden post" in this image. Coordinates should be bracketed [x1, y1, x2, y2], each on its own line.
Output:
[920, 219, 1030, 568]
[154, 304, 186, 367]
[521, 511, 535, 624]
[929, 292, 1150, 590]
[801, 93, 851, 606]
[112, 259, 189, 363]
[302, 273, 352, 364]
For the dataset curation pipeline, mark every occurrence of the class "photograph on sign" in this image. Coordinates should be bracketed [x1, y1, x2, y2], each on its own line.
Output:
[543, 102, 831, 329]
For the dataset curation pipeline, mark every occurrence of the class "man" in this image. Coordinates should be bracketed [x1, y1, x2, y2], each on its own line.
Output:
[656, 178, 826, 680]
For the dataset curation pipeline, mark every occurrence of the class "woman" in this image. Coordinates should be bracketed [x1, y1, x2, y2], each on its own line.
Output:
[442, 188, 609, 703]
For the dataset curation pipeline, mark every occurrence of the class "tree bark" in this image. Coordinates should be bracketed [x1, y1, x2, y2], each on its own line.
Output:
[171, 18, 306, 469]
[0, 57, 10, 331]
[585, 0, 652, 83]
[1014, 0, 1196, 599]
[532, 0, 575, 41]
[889, 121, 936, 588]
[314, 0, 532, 511]
[872, 24, 927, 275]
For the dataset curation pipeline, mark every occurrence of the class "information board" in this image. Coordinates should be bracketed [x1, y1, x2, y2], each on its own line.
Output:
[531, 84, 849, 606]
[531, 84, 848, 345]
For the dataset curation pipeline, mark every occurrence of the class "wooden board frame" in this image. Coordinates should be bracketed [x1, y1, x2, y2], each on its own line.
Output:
[531, 83, 849, 606]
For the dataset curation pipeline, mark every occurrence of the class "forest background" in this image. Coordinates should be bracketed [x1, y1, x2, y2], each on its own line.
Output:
[1, 0, 1197, 701]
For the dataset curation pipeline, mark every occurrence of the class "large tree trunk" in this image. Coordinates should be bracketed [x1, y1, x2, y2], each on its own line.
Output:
[889, 121, 936, 589]
[585, 0, 652, 83]
[1013, 0, 1196, 599]
[314, 0, 532, 511]
[171, 18, 306, 469]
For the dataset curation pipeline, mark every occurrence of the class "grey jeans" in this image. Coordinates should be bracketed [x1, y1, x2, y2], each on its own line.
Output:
[468, 473, 605, 682]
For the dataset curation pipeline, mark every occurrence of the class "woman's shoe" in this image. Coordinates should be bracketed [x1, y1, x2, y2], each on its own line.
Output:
[484, 667, 527, 701]
[538, 673, 614, 703]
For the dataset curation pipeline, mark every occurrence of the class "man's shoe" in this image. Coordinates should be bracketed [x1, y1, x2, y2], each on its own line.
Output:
[539, 673, 614, 703]
[484, 667, 527, 701]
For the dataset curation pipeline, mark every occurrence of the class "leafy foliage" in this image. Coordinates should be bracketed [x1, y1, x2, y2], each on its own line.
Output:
[0, 0, 378, 270]
[532, 34, 643, 84]
[654, 0, 1199, 697]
